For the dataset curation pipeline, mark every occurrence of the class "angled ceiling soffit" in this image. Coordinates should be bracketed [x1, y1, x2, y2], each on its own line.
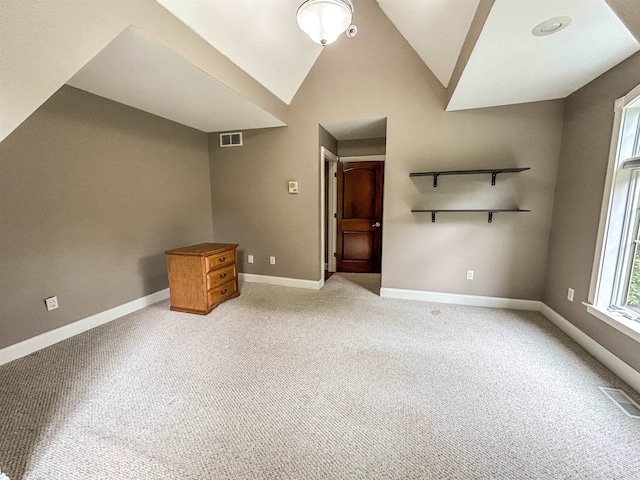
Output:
[67, 26, 286, 133]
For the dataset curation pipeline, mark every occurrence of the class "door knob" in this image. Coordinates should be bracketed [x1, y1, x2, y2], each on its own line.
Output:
[372, 222, 381, 228]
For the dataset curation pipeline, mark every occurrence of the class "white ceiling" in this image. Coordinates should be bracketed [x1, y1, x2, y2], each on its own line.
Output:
[323, 118, 387, 141]
[62, 0, 640, 136]
[377, 0, 480, 88]
[67, 26, 285, 133]
[155, 0, 323, 105]
[153, 0, 640, 115]
[447, 0, 640, 111]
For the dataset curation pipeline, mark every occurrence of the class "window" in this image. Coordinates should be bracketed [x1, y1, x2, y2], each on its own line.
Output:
[588, 84, 640, 341]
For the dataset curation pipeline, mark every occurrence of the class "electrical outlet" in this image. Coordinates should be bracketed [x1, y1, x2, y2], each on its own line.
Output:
[567, 288, 574, 302]
[248, 254, 254, 264]
[467, 270, 474, 280]
[45, 296, 59, 311]
[270, 256, 276, 265]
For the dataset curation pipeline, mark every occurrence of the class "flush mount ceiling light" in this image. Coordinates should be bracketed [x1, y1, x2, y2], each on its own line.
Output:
[532, 16, 572, 36]
[297, 0, 354, 46]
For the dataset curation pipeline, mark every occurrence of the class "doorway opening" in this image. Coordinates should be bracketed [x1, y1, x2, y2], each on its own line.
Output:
[319, 118, 387, 282]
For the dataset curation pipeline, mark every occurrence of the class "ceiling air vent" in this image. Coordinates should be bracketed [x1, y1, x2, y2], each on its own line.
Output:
[220, 132, 243, 147]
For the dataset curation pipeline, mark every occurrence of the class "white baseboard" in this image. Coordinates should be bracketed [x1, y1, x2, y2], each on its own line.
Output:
[0, 288, 170, 367]
[239, 273, 322, 290]
[539, 304, 640, 395]
[379, 287, 541, 311]
[2, 282, 638, 395]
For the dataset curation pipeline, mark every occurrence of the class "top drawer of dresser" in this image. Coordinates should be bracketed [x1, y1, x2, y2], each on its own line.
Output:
[205, 250, 235, 272]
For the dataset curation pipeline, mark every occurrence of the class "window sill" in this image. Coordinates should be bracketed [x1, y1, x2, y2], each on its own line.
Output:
[584, 303, 640, 343]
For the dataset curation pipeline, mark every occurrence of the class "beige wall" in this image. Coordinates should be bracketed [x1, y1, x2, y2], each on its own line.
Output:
[338, 137, 386, 157]
[0, 86, 213, 349]
[319, 126, 338, 154]
[209, 127, 311, 277]
[543, 52, 640, 372]
[209, 0, 563, 300]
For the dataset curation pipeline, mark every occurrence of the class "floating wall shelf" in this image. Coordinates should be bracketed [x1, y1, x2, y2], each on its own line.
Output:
[412, 209, 531, 223]
[410, 167, 530, 187]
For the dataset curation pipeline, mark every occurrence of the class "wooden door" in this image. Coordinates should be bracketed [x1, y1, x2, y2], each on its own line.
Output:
[337, 161, 384, 273]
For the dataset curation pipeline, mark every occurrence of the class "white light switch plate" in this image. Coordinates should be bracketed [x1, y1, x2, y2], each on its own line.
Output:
[45, 296, 59, 311]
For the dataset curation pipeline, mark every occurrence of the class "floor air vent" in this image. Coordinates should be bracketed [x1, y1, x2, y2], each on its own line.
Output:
[220, 132, 243, 147]
[599, 387, 640, 418]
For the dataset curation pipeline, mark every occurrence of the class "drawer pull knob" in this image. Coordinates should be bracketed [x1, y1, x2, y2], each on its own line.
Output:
[219, 257, 226, 262]
[220, 273, 227, 279]
[221, 289, 227, 295]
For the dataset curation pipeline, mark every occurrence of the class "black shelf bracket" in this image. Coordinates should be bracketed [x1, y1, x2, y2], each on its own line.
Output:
[412, 209, 530, 223]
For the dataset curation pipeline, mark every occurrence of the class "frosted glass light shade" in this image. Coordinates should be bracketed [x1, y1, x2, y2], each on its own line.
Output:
[296, 0, 353, 46]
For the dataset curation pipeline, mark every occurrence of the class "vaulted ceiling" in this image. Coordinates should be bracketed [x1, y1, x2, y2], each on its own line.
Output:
[4, 0, 640, 142]
[446, 0, 639, 110]
[152, 0, 639, 110]
[191, 0, 638, 106]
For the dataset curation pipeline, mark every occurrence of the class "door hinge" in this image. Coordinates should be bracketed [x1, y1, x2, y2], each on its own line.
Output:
[334, 213, 337, 218]
[334, 172, 337, 177]
[333, 252, 337, 257]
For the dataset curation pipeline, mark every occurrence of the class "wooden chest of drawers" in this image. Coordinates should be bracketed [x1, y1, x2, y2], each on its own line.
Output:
[165, 243, 240, 315]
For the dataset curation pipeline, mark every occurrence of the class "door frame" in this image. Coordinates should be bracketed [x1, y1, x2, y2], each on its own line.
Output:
[320, 146, 339, 283]
[339, 154, 386, 162]
[320, 149, 387, 282]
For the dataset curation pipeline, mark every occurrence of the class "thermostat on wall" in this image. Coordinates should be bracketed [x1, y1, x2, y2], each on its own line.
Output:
[288, 181, 299, 194]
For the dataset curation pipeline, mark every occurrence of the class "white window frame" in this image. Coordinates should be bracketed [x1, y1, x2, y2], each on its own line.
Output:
[586, 83, 640, 343]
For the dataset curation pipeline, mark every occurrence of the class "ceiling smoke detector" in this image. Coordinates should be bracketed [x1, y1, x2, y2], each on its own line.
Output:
[532, 16, 572, 37]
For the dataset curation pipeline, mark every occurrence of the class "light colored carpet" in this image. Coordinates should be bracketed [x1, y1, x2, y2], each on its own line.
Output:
[0, 273, 639, 479]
